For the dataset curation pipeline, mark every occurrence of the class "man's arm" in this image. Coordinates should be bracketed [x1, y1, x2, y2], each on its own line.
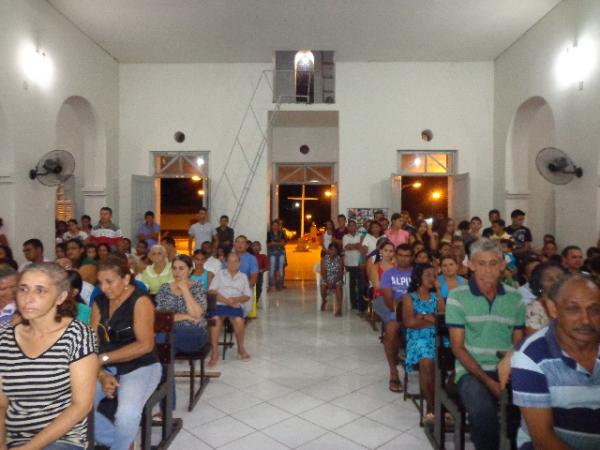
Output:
[449, 327, 501, 398]
[520, 408, 571, 450]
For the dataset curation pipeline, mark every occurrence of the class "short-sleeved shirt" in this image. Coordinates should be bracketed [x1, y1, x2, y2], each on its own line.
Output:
[140, 263, 174, 295]
[238, 252, 259, 279]
[156, 281, 207, 329]
[342, 233, 362, 267]
[215, 226, 234, 251]
[511, 322, 600, 449]
[0, 320, 97, 448]
[385, 228, 410, 247]
[188, 221, 215, 250]
[505, 225, 532, 250]
[380, 267, 412, 301]
[209, 269, 253, 305]
[137, 222, 160, 248]
[445, 278, 526, 381]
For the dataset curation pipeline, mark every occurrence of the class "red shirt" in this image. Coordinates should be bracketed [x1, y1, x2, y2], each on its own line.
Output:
[256, 254, 268, 271]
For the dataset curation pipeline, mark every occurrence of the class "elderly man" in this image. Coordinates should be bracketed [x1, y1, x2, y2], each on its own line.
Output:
[511, 274, 600, 449]
[208, 252, 252, 367]
[446, 238, 526, 450]
[0, 265, 17, 325]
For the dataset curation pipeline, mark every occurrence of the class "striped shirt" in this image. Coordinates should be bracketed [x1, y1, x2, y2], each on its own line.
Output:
[446, 278, 525, 381]
[0, 320, 97, 448]
[511, 322, 600, 449]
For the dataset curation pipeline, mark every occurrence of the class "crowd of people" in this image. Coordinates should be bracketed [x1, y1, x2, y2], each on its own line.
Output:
[317, 208, 600, 449]
[0, 206, 281, 450]
[0, 204, 598, 449]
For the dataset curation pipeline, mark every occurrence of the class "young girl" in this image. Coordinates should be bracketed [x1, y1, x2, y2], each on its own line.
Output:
[191, 249, 212, 291]
[320, 244, 344, 316]
[402, 263, 445, 424]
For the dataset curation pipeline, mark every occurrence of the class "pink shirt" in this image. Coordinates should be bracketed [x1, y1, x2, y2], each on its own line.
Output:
[385, 228, 409, 247]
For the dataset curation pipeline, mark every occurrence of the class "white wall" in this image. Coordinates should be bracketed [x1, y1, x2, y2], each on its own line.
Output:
[494, 0, 600, 249]
[0, 0, 118, 260]
[120, 62, 494, 243]
[271, 126, 339, 164]
[336, 62, 494, 218]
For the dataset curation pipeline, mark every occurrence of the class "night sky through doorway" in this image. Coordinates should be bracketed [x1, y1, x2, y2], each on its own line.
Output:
[278, 184, 332, 236]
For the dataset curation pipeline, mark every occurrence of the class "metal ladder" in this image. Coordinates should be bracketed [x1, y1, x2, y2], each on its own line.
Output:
[212, 69, 305, 227]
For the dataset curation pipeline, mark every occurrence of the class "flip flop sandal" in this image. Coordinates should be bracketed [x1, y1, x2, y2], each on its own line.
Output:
[389, 379, 403, 393]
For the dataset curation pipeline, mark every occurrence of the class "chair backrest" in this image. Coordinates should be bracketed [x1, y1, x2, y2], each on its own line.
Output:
[501, 384, 521, 449]
[154, 311, 174, 365]
[435, 314, 455, 376]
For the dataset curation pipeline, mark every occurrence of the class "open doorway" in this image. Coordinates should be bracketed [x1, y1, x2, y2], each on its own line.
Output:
[400, 176, 448, 222]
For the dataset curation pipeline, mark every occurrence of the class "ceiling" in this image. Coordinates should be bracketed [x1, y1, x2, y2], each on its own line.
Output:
[48, 0, 562, 63]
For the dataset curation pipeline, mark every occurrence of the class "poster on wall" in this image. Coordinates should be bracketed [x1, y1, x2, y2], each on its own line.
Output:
[347, 208, 389, 228]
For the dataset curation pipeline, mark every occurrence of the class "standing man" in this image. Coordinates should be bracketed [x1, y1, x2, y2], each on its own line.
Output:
[343, 220, 366, 313]
[215, 215, 234, 255]
[137, 211, 160, 249]
[234, 236, 258, 317]
[20, 239, 46, 271]
[562, 245, 584, 274]
[446, 238, 525, 450]
[482, 209, 501, 238]
[332, 214, 348, 250]
[511, 274, 600, 449]
[188, 207, 215, 255]
[464, 216, 483, 248]
[0, 265, 17, 325]
[505, 209, 532, 254]
[372, 244, 413, 392]
[90, 207, 123, 249]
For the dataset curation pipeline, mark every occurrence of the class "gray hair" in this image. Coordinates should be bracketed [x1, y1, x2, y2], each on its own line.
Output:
[469, 238, 503, 261]
[548, 273, 599, 304]
[20, 262, 70, 295]
[0, 265, 17, 281]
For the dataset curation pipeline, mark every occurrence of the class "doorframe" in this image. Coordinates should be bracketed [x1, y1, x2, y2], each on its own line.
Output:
[271, 162, 338, 222]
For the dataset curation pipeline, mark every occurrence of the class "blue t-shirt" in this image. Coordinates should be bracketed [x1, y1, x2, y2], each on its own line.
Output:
[380, 267, 412, 301]
[137, 222, 160, 248]
[239, 252, 259, 279]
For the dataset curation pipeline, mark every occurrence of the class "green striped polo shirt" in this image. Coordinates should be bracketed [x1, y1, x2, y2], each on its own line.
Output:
[445, 278, 526, 381]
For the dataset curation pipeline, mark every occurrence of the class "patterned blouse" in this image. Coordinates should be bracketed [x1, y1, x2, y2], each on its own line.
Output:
[155, 282, 207, 329]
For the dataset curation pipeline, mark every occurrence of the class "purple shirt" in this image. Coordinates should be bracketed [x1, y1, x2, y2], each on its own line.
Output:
[380, 267, 412, 300]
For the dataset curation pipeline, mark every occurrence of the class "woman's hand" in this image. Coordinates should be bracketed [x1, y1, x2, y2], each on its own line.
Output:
[177, 279, 191, 292]
[99, 373, 119, 398]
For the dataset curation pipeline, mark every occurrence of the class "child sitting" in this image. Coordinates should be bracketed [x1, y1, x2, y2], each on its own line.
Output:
[191, 249, 212, 290]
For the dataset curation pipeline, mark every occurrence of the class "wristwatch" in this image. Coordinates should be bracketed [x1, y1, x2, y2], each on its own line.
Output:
[101, 353, 110, 365]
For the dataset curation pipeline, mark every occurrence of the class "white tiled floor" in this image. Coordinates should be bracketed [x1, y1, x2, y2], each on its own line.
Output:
[169, 281, 434, 449]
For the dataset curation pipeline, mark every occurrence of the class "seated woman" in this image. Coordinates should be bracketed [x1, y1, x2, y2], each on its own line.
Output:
[140, 244, 174, 296]
[191, 249, 213, 291]
[96, 243, 111, 263]
[208, 252, 252, 367]
[402, 263, 445, 424]
[156, 255, 208, 353]
[66, 238, 97, 284]
[0, 262, 98, 450]
[438, 255, 466, 300]
[319, 243, 344, 315]
[91, 256, 161, 450]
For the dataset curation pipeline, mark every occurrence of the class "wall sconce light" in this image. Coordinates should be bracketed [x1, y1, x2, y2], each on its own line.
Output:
[20, 44, 54, 88]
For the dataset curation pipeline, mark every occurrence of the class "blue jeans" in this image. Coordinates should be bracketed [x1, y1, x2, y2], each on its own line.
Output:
[94, 363, 162, 450]
[457, 371, 500, 450]
[269, 253, 285, 288]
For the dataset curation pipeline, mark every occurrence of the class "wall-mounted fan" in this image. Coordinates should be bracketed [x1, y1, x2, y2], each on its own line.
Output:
[29, 150, 75, 186]
[535, 147, 583, 185]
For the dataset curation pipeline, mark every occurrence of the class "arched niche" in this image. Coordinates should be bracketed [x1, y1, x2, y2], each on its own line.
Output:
[504, 96, 556, 245]
[55, 96, 107, 218]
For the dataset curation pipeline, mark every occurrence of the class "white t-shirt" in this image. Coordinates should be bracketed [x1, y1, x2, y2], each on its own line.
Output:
[204, 256, 224, 274]
[342, 233, 362, 267]
[361, 234, 379, 255]
[188, 222, 215, 250]
[322, 231, 333, 250]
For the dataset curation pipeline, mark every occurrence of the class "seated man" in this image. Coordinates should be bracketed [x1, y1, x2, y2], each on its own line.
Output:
[208, 252, 252, 367]
[372, 244, 413, 392]
[511, 274, 600, 449]
[446, 238, 525, 450]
